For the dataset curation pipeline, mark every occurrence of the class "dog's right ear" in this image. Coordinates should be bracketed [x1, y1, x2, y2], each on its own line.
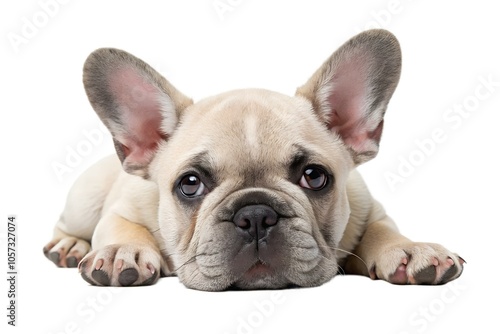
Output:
[83, 48, 193, 178]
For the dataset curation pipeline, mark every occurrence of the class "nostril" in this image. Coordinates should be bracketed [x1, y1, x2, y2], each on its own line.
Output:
[234, 210, 253, 229]
[236, 218, 251, 229]
[263, 211, 278, 228]
[232, 204, 279, 240]
[262, 220, 275, 229]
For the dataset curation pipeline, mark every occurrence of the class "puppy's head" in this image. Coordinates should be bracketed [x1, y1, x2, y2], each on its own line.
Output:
[83, 29, 401, 290]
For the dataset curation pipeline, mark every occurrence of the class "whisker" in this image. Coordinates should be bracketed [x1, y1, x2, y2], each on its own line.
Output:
[336, 265, 346, 276]
[317, 245, 370, 273]
[332, 247, 370, 272]
[173, 253, 207, 272]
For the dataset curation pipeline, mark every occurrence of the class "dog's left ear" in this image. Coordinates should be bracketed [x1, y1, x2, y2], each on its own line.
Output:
[296, 29, 401, 165]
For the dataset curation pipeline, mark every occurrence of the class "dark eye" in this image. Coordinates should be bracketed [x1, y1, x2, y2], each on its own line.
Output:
[179, 174, 207, 197]
[299, 166, 328, 190]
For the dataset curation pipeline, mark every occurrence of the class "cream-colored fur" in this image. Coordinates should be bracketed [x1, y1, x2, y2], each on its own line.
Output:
[44, 30, 464, 290]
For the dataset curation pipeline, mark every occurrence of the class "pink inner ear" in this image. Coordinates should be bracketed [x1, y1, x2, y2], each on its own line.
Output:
[326, 55, 376, 153]
[109, 67, 166, 166]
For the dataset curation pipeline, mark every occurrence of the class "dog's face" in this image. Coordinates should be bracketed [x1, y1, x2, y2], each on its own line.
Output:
[153, 89, 354, 290]
[83, 29, 401, 290]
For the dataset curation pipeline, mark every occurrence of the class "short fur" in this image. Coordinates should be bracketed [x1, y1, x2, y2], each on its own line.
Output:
[44, 29, 464, 290]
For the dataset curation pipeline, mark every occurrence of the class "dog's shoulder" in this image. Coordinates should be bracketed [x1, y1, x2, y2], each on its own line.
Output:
[100, 156, 160, 229]
[337, 170, 384, 257]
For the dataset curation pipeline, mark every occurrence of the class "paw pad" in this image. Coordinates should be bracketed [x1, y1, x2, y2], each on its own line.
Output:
[374, 243, 465, 285]
[43, 237, 91, 268]
[78, 244, 162, 287]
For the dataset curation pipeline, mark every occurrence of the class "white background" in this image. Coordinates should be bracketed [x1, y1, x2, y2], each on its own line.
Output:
[1, 0, 499, 333]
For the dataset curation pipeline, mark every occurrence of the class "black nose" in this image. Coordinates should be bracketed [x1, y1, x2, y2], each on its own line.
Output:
[233, 205, 278, 240]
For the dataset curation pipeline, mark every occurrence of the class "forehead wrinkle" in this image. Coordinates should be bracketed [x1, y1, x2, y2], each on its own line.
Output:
[287, 143, 338, 177]
[179, 150, 216, 178]
[287, 144, 311, 170]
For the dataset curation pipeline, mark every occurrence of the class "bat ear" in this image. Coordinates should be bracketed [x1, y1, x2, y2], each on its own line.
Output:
[296, 29, 401, 165]
[83, 48, 193, 177]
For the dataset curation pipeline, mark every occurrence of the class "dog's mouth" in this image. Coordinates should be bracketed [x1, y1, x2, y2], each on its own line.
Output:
[243, 260, 272, 279]
[227, 260, 277, 290]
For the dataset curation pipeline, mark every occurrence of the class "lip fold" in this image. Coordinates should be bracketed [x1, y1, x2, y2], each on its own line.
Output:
[243, 260, 273, 278]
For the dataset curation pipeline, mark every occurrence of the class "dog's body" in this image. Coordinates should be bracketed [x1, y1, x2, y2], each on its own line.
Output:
[44, 30, 464, 290]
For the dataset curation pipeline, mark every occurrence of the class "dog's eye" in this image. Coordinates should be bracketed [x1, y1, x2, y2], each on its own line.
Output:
[179, 175, 207, 197]
[299, 167, 328, 190]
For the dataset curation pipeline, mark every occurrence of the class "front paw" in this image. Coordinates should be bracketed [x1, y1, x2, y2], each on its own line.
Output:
[79, 244, 161, 286]
[370, 242, 465, 285]
[43, 237, 91, 268]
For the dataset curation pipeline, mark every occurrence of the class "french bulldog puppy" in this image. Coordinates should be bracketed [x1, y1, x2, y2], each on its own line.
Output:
[44, 29, 464, 290]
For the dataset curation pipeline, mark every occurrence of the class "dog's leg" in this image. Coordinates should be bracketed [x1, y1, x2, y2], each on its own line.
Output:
[78, 213, 166, 286]
[43, 156, 121, 268]
[344, 216, 465, 285]
[43, 224, 91, 268]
